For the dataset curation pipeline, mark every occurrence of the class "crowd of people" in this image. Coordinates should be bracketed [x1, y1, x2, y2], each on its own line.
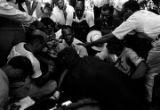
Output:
[0, 0, 160, 110]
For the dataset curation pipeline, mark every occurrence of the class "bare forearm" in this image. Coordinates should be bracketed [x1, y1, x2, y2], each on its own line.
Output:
[90, 33, 115, 46]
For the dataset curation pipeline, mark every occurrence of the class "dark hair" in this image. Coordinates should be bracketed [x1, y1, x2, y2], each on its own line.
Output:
[26, 30, 45, 44]
[75, 0, 85, 9]
[25, 21, 46, 43]
[62, 25, 73, 34]
[107, 37, 124, 55]
[8, 56, 34, 77]
[57, 47, 79, 69]
[123, 0, 140, 12]
[40, 17, 57, 32]
[27, 20, 45, 32]
[101, 4, 114, 14]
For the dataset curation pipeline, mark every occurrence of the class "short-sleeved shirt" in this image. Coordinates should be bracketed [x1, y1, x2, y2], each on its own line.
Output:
[50, 4, 74, 26]
[115, 47, 143, 76]
[7, 42, 42, 78]
[112, 10, 160, 40]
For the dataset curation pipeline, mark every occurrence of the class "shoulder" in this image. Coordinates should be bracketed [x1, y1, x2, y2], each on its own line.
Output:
[66, 4, 74, 11]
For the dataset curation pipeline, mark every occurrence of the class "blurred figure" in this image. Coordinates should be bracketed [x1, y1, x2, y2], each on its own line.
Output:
[0, 56, 33, 109]
[57, 25, 88, 57]
[94, 4, 122, 35]
[57, 47, 146, 110]
[16, 0, 42, 18]
[72, 0, 94, 43]
[40, 3, 53, 18]
[50, 0, 74, 27]
[107, 38, 147, 80]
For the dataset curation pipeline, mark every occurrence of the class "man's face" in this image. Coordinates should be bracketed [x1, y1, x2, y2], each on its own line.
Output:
[101, 9, 112, 23]
[75, 1, 84, 19]
[57, 0, 64, 10]
[63, 28, 74, 45]
[121, 8, 133, 20]
[42, 7, 52, 17]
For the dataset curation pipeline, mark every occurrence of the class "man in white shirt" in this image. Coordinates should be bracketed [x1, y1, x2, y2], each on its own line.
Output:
[50, 0, 74, 27]
[84, 0, 160, 102]
[72, 0, 94, 43]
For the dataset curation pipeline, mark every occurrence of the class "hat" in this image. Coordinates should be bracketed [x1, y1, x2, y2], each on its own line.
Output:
[87, 30, 107, 52]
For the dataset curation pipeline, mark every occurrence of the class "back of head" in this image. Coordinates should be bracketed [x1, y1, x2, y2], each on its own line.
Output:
[7, 56, 34, 80]
[57, 47, 80, 69]
[25, 21, 47, 44]
[26, 29, 46, 44]
[123, 0, 140, 12]
[41, 17, 55, 28]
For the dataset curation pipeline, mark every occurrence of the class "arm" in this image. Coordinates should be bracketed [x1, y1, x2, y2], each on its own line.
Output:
[87, 32, 116, 47]
[86, 14, 137, 47]
[132, 61, 148, 79]
[126, 48, 148, 79]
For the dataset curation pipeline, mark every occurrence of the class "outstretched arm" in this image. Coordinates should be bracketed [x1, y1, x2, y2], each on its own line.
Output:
[83, 32, 117, 47]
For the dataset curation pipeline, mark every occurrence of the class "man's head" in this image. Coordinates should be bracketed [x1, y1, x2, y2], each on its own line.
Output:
[101, 4, 114, 23]
[62, 25, 74, 46]
[26, 21, 48, 54]
[41, 3, 53, 17]
[121, 0, 140, 20]
[57, 47, 80, 69]
[56, 0, 65, 10]
[4, 56, 33, 83]
[41, 17, 57, 35]
[75, 0, 85, 19]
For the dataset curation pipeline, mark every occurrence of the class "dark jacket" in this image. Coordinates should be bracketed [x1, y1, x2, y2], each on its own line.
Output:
[58, 48, 146, 110]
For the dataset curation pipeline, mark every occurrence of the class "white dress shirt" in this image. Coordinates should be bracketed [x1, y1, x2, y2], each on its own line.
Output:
[112, 10, 160, 40]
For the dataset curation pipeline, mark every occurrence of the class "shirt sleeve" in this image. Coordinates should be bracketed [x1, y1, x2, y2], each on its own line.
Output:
[112, 15, 138, 40]
[50, 12, 57, 23]
[0, 2, 35, 25]
[66, 5, 74, 26]
[85, 11, 95, 27]
[126, 48, 144, 66]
